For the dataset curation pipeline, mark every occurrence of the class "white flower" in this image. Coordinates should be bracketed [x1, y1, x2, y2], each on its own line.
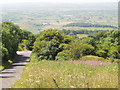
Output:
[70, 86, 75, 88]
[36, 81, 40, 83]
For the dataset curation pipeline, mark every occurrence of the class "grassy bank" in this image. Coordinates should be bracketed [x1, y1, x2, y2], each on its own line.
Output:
[12, 55, 118, 88]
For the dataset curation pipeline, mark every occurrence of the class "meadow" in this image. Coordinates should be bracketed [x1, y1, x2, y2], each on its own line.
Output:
[12, 55, 118, 88]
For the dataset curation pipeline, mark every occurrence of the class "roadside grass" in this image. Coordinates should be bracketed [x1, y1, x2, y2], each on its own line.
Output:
[12, 55, 118, 88]
[80, 55, 107, 61]
[0, 66, 4, 71]
[80, 55, 120, 63]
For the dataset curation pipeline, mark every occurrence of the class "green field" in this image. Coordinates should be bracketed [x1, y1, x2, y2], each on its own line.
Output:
[62, 27, 117, 31]
[12, 56, 118, 88]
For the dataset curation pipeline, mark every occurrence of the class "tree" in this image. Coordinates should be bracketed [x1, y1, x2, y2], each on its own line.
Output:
[82, 30, 120, 59]
[33, 29, 72, 60]
[56, 40, 94, 60]
[18, 30, 36, 51]
[2, 22, 22, 60]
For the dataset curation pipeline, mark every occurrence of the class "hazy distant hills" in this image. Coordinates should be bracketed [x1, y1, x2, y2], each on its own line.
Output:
[2, 2, 118, 33]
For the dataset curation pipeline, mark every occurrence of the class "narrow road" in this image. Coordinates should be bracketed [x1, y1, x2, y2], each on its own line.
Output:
[0, 51, 32, 89]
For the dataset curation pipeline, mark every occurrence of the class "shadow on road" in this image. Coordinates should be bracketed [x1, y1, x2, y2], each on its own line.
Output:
[12, 64, 26, 66]
[0, 54, 30, 78]
[5, 55, 30, 69]
[0, 76, 15, 78]
[1, 72, 15, 74]
[13, 55, 30, 63]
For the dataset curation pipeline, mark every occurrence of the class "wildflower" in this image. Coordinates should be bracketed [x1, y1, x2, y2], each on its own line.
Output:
[70, 86, 75, 88]
[97, 85, 100, 87]
[36, 81, 40, 83]
[68, 75, 72, 77]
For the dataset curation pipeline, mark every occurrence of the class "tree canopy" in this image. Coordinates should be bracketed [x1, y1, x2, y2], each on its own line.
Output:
[1, 21, 36, 65]
[33, 29, 94, 60]
[82, 30, 120, 59]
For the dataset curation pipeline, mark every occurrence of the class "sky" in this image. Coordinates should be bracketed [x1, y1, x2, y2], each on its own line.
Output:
[1, 0, 119, 4]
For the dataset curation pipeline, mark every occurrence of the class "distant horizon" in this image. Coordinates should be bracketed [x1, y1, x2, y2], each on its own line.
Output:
[1, 0, 119, 4]
[1, 1, 119, 6]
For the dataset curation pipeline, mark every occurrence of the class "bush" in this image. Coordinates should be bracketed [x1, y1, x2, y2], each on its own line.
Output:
[2, 22, 22, 61]
[55, 50, 71, 60]
[56, 40, 94, 60]
[33, 29, 72, 60]
[108, 46, 120, 59]
[82, 30, 120, 59]
[19, 30, 36, 51]
[2, 45, 9, 61]
[33, 29, 95, 61]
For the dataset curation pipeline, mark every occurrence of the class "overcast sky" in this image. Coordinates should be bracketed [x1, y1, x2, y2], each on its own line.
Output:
[1, 0, 119, 4]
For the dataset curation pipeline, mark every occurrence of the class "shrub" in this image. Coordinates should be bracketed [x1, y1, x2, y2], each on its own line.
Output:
[82, 30, 120, 59]
[108, 46, 120, 59]
[55, 50, 71, 60]
[2, 22, 22, 60]
[33, 29, 72, 60]
[56, 40, 94, 60]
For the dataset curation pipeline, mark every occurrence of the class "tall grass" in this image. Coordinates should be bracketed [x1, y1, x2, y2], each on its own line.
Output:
[80, 55, 106, 61]
[12, 55, 118, 88]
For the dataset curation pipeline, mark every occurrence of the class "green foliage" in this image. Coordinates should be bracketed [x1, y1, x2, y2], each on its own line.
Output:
[1, 21, 35, 69]
[18, 40, 28, 51]
[33, 29, 72, 60]
[82, 30, 120, 59]
[2, 22, 22, 61]
[33, 29, 94, 61]
[56, 50, 71, 60]
[108, 46, 120, 59]
[2, 44, 9, 61]
[18, 30, 36, 51]
[62, 29, 109, 35]
[0, 21, 24, 69]
[56, 40, 94, 60]
[64, 23, 117, 29]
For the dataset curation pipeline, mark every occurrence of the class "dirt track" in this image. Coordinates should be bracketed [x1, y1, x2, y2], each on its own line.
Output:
[0, 51, 32, 89]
